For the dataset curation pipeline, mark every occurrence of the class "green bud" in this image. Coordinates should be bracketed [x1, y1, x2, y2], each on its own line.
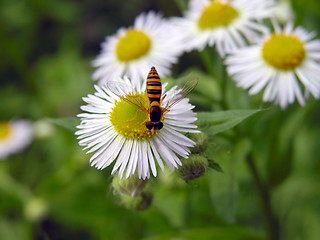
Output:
[120, 192, 153, 211]
[177, 154, 209, 181]
[24, 197, 48, 222]
[188, 132, 208, 154]
[112, 174, 147, 198]
[33, 120, 55, 138]
[158, 168, 185, 188]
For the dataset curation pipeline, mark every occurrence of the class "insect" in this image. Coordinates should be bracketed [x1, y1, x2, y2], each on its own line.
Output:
[107, 66, 197, 133]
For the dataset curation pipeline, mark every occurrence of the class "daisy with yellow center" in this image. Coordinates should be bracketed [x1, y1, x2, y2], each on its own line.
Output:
[92, 12, 182, 86]
[172, 0, 274, 56]
[225, 21, 320, 109]
[76, 77, 199, 179]
[0, 120, 33, 159]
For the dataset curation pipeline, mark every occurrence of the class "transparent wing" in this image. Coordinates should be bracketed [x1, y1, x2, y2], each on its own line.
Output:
[106, 81, 148, 112]
[162, 78, 198, 111]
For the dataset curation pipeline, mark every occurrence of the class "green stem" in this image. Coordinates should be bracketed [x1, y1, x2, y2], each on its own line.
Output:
[220, 63, 228, 110]
[246, 154, 280, 240]
[0, 169, 33, 204]
[199, 48, 216, 77]
[174, 0, 188, 11]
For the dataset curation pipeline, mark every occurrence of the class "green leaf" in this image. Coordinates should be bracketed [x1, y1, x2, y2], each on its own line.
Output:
[273, 174, 320, 240]
[0, 217, 32, 240]
[225, 77, 251, 109]
[266, 105, 312, 187]
[181, 68, 222, 102]
[32, 47, 93, 116]
[208, 159, 223, 172]
[208, 162, 238, 223]
[143, 225, 265, 240]
[46, 117, 79, 131]
[196, 109, 266, 135]
[207, 138, 252, 223]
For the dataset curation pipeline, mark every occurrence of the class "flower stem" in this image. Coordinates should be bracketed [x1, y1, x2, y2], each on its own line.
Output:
[0, 169, 32, 204]
[174, 0, 188, 11]
[246, 154, 280, 240]
[199, 48, 216, 77]
[220, 63, 228, 110]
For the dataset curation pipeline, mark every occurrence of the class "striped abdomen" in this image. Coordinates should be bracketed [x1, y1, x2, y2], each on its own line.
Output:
[146, 67, 162, 103]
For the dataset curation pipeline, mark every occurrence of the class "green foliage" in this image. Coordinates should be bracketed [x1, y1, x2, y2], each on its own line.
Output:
[47, 117, 79, 132]
[144, 225, 265, 240]
[1, 0, 320, 240]
[197, 109, 266, 135]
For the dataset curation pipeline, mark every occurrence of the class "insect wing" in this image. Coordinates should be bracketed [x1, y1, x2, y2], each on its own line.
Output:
[163, 78, 198, 110]
[106, 81, 148, 112]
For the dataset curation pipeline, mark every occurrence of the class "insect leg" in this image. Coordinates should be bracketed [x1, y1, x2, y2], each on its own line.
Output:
[127, 109, 146, 122]
[160, 94, 167, 103]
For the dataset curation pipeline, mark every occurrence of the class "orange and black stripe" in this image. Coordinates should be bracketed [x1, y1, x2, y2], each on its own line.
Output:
[146, 66, 162, 103]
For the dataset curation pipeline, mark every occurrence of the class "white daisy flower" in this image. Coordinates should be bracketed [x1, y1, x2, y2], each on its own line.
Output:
[172, 0, 275, 57]
[225, 21, 320, 109]
[0, 120, 33, 160]
[92, 11, 182, 86]
[76, 71, 199, 179]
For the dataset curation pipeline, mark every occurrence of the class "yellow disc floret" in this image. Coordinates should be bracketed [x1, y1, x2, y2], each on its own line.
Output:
[262, 33, 306, 70]
[116, 29, 151, 62]
[198, 1, 239, 30]
[110, 92, 155, 139]
[0, 122, 11, 141]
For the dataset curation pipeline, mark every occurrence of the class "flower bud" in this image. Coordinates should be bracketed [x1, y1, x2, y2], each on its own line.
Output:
[24, 197, 48, 222]
[188, 132, 208, 154]
[177, 154, 209, 181]
[120, 192, 153, 211]
[158, 168, 185, 188]
[33, 120, 55, 138]
[112, 174, 147, 198]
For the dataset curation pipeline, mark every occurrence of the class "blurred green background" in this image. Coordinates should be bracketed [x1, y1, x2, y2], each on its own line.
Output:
[1, 0, 320, 239]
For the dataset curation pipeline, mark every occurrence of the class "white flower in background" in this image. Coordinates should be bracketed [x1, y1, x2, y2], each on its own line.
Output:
[92, 11, 182, 86]
[76, 77, 199, 179]
[273, 0, 294, 24]
[0, 120, 33, 159]
[172, 0, 275, 57]
[225, 21, 320, 109]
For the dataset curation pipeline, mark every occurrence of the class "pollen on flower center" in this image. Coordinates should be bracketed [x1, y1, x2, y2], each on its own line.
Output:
[198, 1, 239, 30]
[116, 29, 151, 62]
[109, 92, 155, 139]
[0, 122, 11, 140]
[262, 33, 306, 70]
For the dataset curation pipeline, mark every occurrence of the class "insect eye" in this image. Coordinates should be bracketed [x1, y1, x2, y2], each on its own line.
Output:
[156, 122, 163, 130]
[146, 121, 154, 130]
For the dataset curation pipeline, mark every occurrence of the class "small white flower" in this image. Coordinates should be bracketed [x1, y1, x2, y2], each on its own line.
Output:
[172, 0, 274, 57]
[225, 21, 320, 109]
[76, 76, 199, 179]
[273, 0, 294, 24]
[0, 120, 33, 159]
[92, 11, 182, 86]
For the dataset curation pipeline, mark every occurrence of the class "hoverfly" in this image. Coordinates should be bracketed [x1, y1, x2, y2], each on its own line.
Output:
[107, 66, 197, 133]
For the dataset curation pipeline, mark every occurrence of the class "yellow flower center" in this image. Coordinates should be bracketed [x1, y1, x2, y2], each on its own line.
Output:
[262, 33, 306, 70]
[116, 29, 151, 62]
[0, 122, 11, 141]
[198, 1, 239, 30]
[110, 92, 155, 139]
